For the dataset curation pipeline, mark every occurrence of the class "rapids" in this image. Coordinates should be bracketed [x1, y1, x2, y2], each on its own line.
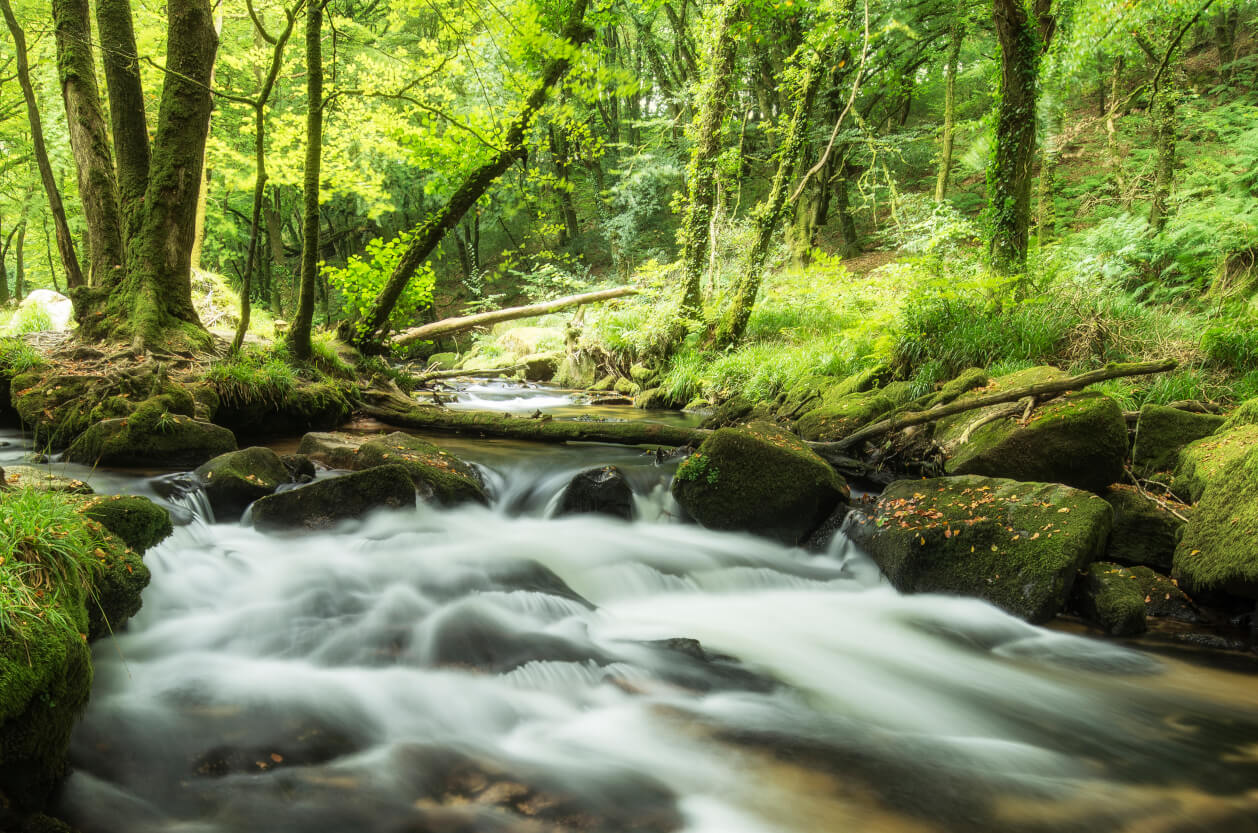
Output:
[6, 384, 1257, 832]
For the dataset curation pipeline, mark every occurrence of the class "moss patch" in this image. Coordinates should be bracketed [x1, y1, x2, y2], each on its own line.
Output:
[79, 495, 173, 554]
[796, 389, 896, 442]
[1102, 486, 1185, 572]
[356, 433, 486, 506]
[66, 396, 238, 469]
[847, 475, 1113, 623]
[1174, 444, 1258, 596]
[195, 447, 292, 518]
[1069, 562, 1147, 636]
[1132, 404, 1225, 475]
[1173, 423, 1258, 503]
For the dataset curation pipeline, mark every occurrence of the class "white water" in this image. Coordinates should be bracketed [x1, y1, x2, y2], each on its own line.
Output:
[12, 386, 1255, 833]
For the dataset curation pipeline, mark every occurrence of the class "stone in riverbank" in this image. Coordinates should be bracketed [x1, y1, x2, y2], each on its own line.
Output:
[0, 465, 92, 495]
[195, 446, 293, 517]
[672, 421, 846, 545]
[251, 464, 416, 531]
[80, 494, 173, 554]
[356, 432, 486, 506]
[1102, 486, 1185, 572]
[556, 466, 635, 520]
[1131, 404, 1224, 475]
[1173, 423, 1258, 503]
[1174, 444, 1258, 598]
[1069, 562, 1148, 635]
[846, 475, 1113, 623]
[66, 396, 237, 468]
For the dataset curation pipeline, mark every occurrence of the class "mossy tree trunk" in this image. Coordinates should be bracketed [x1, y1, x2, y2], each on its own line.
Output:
[986, 0, 1049, 276]
[52, 0, 126, 286]
[14, 221, 24, 301]
[934, 4, 964, 203]
[287, 0, 324, 361]
[1147, 78, 1176, 232]
[1, 0, 84, 290]
[347, 0, 593, 349]
[95, 0, 151, 241]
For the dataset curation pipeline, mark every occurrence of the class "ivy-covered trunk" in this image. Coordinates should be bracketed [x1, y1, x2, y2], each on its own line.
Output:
[986, 0, 1044, 275]
[53, 0, 126, 286]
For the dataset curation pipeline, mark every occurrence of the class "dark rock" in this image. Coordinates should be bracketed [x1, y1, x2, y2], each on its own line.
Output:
[803, 502, 854, 552]
[672, 421, 847, 545]
[356, 432, 486, 506]
[281, 453, 317, 482]
[1070, 562, 1148, 635]
[195, 446, 292, 517]
[846, 475, 1113, 623]
[522, 353, 560, 382]
[556, 466, 635, 520]
[1103, 486, 1185, 572]
[1132, 404, 1224, 475]
[251, 464, 416, 531]
[297, 431, 362, 469]
[66, 396, 237, 469]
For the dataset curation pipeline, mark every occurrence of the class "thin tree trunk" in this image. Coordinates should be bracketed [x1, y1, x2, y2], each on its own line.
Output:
[1148, 79, 1175, 232]
[549, 124, 580, 244]
[835, 158, 859, 257]
[95, 0, 151, 241]
[0, 220, 11, 306]
[1037, 102, 1062, 243]
[348, 0, 593, 347]
[13, 221, 25, 302]
[934, 5, 964, 203]
[1, 0, 84, 289]
[189, 7, 224, 269]
[1105, 55, 1125, 202]
[52, 0, 126, 286]
[267, 191, 286, 315]
[287, 0, 324, 360]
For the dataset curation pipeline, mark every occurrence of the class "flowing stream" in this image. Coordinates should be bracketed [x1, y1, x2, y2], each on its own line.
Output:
[8, 383, 1258, 832]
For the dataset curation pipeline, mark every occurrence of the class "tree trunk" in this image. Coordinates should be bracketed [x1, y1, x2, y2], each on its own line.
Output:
[189, 8, 224, 270]
[1, 0, 85, 289]
[267, 191, 286, 315]
[287, 0, 324, 361]
[347, 0, 593, 348]
[1148, 79, 1176, 232]
[1037, 102, 1062, 244]
[1105, 55, 1125, 202]
[79, 0, 219, 350]
[95, 0, 151, 240]
[0, 221, 11, 306]
[675, 0, 744, 320]
[835, 158, 860, 257]
[52, 0, 126, 286]
[549, 124, 580, 245]
[1215, 7, 1238, 81]
[13, 222, 24, 302]
[934, 5, 964, 203]
[987, 0, 1044, 275]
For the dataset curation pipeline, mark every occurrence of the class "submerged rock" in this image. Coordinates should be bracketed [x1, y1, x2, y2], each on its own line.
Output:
[251, 464, 416, 531]
[556, 465, 635, 520]
[672, 421, 846, 545]
[1102, 486, 1185, 572]
[195, 446, 293, 517]
[66, 396, 237, 468]
[1131, 404, 1224, 475]
[847, 475, 1113, 623]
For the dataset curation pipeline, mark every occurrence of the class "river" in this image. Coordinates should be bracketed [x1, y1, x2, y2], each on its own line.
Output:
[5, 381, 1257, 832]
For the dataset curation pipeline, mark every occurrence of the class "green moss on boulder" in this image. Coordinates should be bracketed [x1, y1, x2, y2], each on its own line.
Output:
[211, 380, 354, 438]
[935, 367, 990, 404]
[938, 391, 1127, 493]
[195, 446, 292, 518]
[1174, 444, 1258, 597]
[356, 432, 486, 506]
[1132, 404, 1225, 475]
[66, 396, 238, 469]
[80, 530, 152, 640]
[796, 389, 895, 442]
[847, 475, 1114, 623]
[1069, 562, 1147, 635]
[1, 466, 93, 495]
[80, 495, 172, 553]
[671, 421, 847, 544]
[297, 431, 363, 469]
[251, 463, 417, 531]
[1102, 486, 1185, 572]
[1173, 424, 1258, 503]
[1222, 397, 1258, 430]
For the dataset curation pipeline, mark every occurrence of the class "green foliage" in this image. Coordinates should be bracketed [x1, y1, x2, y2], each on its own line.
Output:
[204, 345, 298, 407]
[1202, 313, 1258, 371]
[0, 337, 44, 374]
[0, 490, 98, 638]
[324, 230, 435, 333]
[6, 303, 52, 336]
[675, 452, 719, 485]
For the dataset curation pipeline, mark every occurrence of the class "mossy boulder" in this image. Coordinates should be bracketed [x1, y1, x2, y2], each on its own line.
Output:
[846, 475, 1114, 623]
[211, 380, 354, 438]
[66, 396, 238, 469]
[1069, 562, 1148, 635]
[1221, 397, 1258, 430]
[1102, 486, 1185, 572]
[1173, 423, 1258, 503]
[426, 352, 459, 371]
[938, 390, 1127, 493]
[796, 388, 896, 442]
[80, 530, 152, 640]
[251, 463, 417, 531]
[356, 432, 486, 506]
[522, 353, 560, 382]
[297, 431, 363, 469]
[80, 495, 172, 553]
[671, 421, 847, 545]
[1131, 404, 1225, 475]
[633, 386, 674, 410]
[1174, 444, 1258, 598]
[933, 367, 990, 405]
[702, 394, 755, 429]
[194, 447, 293, 518]
[556, 466, 634, 520]
[0, 465, 92, 495]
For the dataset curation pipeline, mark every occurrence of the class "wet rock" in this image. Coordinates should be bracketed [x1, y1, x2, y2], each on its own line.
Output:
[556, 466, 634, 520]
[1174, 444, 1258, 600]
[847, 475, 1113, 623]
[1070, 562, 1148, 635]
[356, 432, 486, 506]
[83, 531, 152, 640]
[0, 465, 92, 495]
[936, 368, 1127, 492]
[281, 453, 317, 482]
[251, 464, 416, 531]
[1102, 486, 1185, 572]
[66, 396, 237, 468]
[803, 502, 854, 552]
[195, 446, 292, 517]
[1132, 404, 1224, 475]
[80, 494, 173, 553]
[672, 421, 847, 545]
[419, 604, 610, 672]
[297, 431, 362, 469]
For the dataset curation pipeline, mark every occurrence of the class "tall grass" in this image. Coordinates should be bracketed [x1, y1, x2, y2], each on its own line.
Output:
[0, 490, 98, 638]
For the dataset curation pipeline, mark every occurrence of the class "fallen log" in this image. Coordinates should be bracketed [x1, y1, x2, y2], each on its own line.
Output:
[393, 286, 638, 346]
[817, 359, 1178, 454]
[413, 364, 525, 384]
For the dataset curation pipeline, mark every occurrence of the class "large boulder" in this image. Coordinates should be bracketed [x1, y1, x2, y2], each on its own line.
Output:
[936, 368, 1127, 492]
[556, 466, 634, 520]
[80, 494, 172, 553]
[1131, 404, 1224, 475]
[672, 421, 847, 544]
[795, 388, 895, 442]
[251, 464, 416, 531]
[1174, 444, 1258, 598]
[195, 446, 293, 517]
[297, 431, 363, 469]
[355, 432, 486, 506]
[81, 530, 153, 640]
[1102, 486, 1185, 572]
[1173, 423, 1258, 503]
[66, 397, 237, 469]
[847, 475, 1113, 623]
[1069, 562, 1148, 636]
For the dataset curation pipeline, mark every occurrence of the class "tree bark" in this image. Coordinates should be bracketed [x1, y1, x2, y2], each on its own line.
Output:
[987, 0, 1045, 275]
[189, 7, 224, 269]
[394, 286, 637, 346]
[266, 191, 286, 315]
[1105, 55, 1125, 202]
[934, 5, 964, 203]
[95, 0, 151, 239]
[52, 0, 126, 286]
[14, 221, 25, 301]
[1148, 78, 1176, 232]
[348, 0, 594, 348]
[287, 0, 324, 360]
[1, 0, 85, 289]
[0, 220, 12, 306]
